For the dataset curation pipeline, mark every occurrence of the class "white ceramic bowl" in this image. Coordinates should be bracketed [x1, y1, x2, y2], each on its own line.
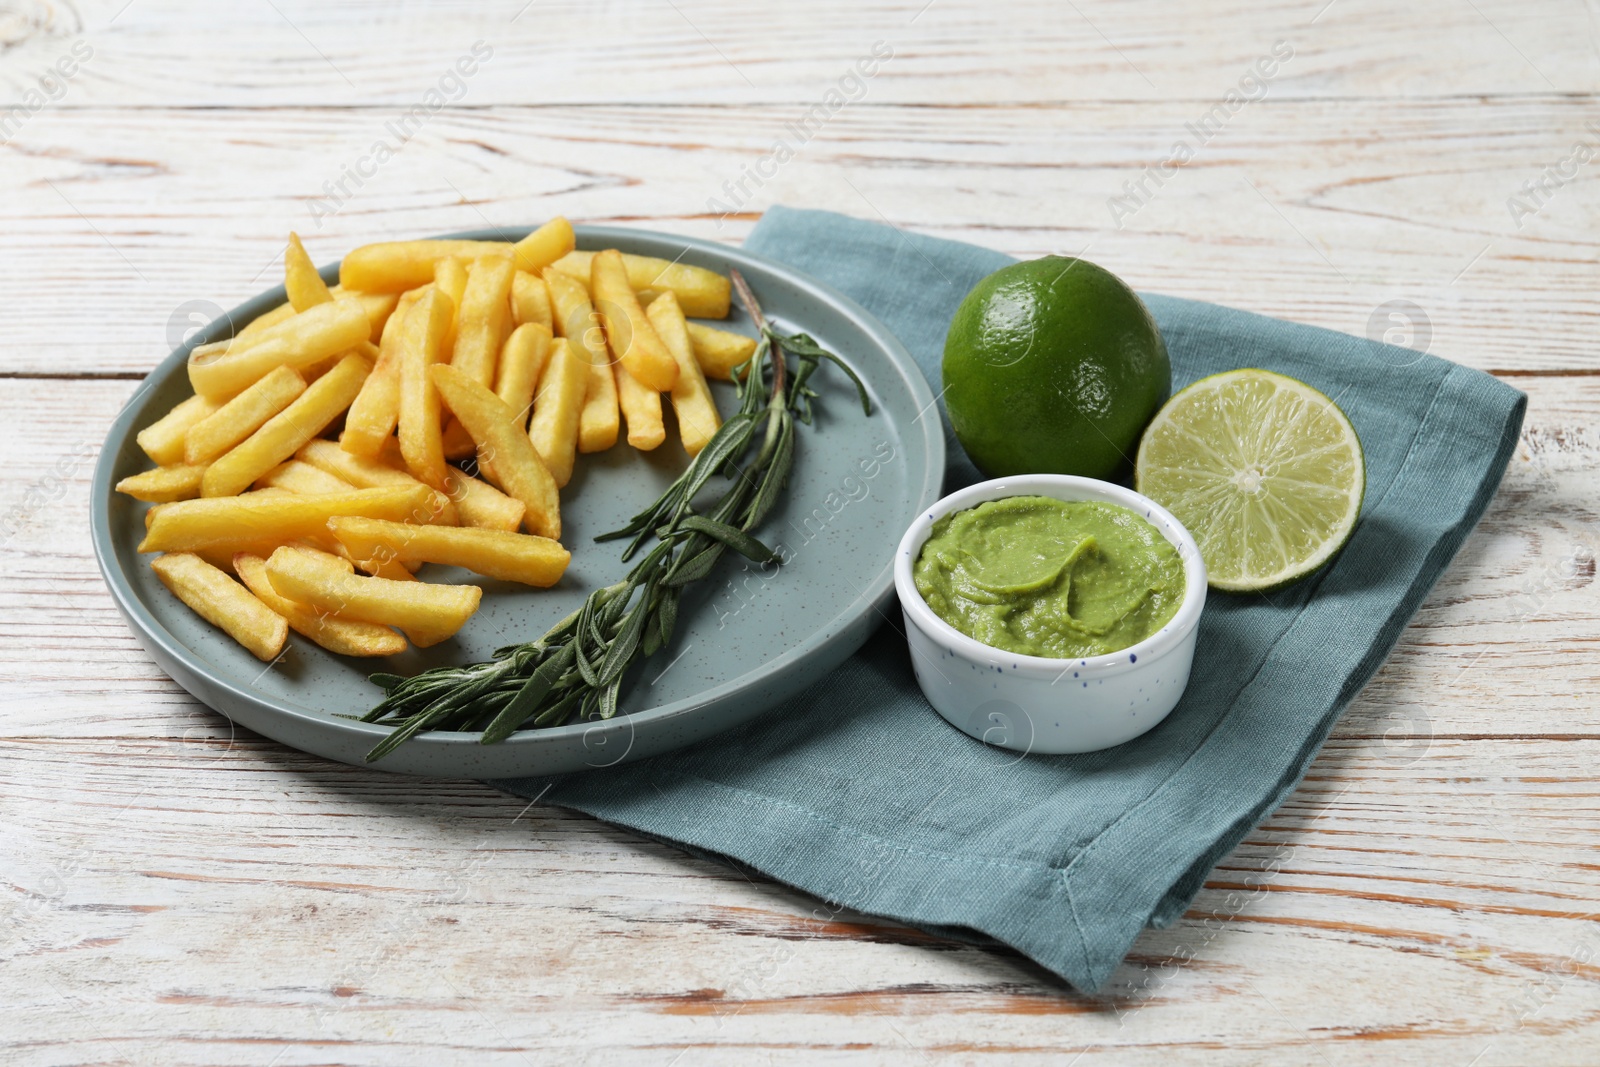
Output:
[894, 474, 1207, 754]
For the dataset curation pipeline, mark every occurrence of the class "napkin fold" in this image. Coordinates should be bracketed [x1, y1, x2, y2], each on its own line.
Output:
[497, 207, 1525, 992]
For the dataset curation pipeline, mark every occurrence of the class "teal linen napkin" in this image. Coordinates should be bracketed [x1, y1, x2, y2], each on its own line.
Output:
[497, 206, 1525, 992]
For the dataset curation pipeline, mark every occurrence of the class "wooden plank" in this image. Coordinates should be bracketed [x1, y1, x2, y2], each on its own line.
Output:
[3, 97, 1596, 378]
[1, 736, 1596, 1063]
[0, 0, 1595, 106]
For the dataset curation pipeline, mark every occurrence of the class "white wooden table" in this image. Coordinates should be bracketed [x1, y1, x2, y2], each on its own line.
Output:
[3, 1, 1597, 1062]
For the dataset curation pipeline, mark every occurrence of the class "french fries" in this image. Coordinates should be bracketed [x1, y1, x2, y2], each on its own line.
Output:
[512, 217, 576, 275]
[431, 364, 560, 540]
[296, 439, 457, 526]
[511, 271, 552, 331]
[150, 552, 288, 661]
[442, 469, 525, 532]
[647, 292, 722, 456]
[554, 248, 731, 318]
[239, 287, 398, 344]
[137, 394, 221, 467]
[528, 339, 587, 487]
[339, 239, 514, 293]
[264, 545, 480, 648]
[342, 287, 422, 457]
[328, 517, 570, 587]
[116, 464, 207, 503]
[433, 255, 469, 351]
[184, 365, 307, 465]
[233, 300, 298, 343]
[234, 553, 407, 658]
[452, 256, 515, 388]
[687, 321, 760, 381]
[202, 353, 371, 498]
[120, 221, 740, 666]
[140, 485, 433, 554]
[591, 249, 679, 392]
[285, 232, 334, 311]
[543, 267, 620, 453]
[615, 363, 665, 451]
[495, 323, 551, 422]
[347, 289, 402, 344]
[189, 298, 370, 401]
[255, 459, 352, 495]
[397, 288, 454, 491]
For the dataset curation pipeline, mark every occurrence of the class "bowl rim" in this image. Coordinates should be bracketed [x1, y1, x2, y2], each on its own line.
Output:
[893, 474, 1208, 676]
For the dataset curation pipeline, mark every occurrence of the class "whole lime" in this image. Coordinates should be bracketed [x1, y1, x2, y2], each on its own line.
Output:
[942, 256, 1170, 481]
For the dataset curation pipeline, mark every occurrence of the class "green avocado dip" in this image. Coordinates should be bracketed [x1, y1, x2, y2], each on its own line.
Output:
[913, 495, 1185, 659]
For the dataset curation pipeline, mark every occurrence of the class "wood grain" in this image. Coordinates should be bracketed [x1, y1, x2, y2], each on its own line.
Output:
[3, 0, 1598, 1060]
[0, 0, 1595, 105]
[3, 98, 1597, 380]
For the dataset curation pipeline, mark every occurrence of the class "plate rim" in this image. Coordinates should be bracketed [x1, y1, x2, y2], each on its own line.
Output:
[90, 224, 946, 759]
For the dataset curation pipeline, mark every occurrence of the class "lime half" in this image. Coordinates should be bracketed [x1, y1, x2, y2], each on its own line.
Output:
[1134, 368, 1365, 592]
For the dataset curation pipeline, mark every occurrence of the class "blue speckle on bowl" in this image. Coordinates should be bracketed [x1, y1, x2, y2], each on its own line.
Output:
[1129, 653, 1137, 663]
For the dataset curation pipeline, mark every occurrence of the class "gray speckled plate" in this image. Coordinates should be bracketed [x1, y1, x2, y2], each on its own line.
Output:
[91, 226, 944, 778]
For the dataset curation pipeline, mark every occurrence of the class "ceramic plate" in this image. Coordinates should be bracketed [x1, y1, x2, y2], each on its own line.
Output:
[91, 226, 945, 777]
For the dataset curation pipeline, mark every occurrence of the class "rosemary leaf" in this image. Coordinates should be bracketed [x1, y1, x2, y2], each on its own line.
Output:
[360, 268, 871, 762]
[679, 515, 777, 564]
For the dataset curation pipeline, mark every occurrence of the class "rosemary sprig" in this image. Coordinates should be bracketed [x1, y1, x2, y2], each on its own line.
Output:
[358, 270, 871, 762]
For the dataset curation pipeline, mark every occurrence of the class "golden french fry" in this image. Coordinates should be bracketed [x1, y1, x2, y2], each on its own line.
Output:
[140, 485, 432, 554]
[305, 338, 375, 386]
[285, 232, 334, 311]
[255, 459, 352, 494]
[189, 299, 371, 401]
[528, 339, 587, 487]
[137, 394, 222, 467]
[150, 552, 288, 661]
[377, 434, 407, 470]
[328, 517, 570, 588]
[264, 545, 480, 647]
[341, 288, 422, 457]
[512, 217, 576, 274]
[615, 363, 665, 451]
[495, 322, 551, 424]
[442, 469, 525, 532]
[339, 239, 513, 293]
[511, 271, 553, 331]
[201, 354, 371, 498]
[116, 464, 207, 503]
[543, 267, 620, 453]
[297, 439, 458, 526]
[235, 301, 296, 343]
[184, 365, 308, 466]
[430, 364, 560, 540]
[452, 256, 514, 388]
[434, 255, 469, 352]
[234, 553, 407, 658]
[687, 321, 759, 382]
[190, 544, 262, 573]
[441, 419, 477, 461]
[344, 289, 401, 344]
[556, 249, 730, 318]
[234, 286, 391, 345]
[397, 289, 454, 491]
[647, 292, 722, 456]
[591, 249, 679, 392]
